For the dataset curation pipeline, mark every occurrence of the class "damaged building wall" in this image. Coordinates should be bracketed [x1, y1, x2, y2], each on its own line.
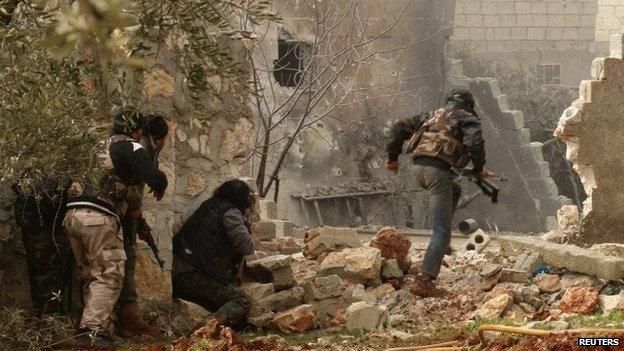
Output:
[452, 0, 598, 87]
[555, 33, 624, 244]
[449, 61, 570, 232]
[595, 0, 624, 55]
[250, 0, 456, 227]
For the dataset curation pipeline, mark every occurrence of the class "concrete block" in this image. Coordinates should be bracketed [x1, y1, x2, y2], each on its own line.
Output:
[254, 219, 294, 240]
[516, 14, 533, 27]
[483, 15, 499, 28]
[546, 27, 562, 40]
[548, 3, 563, 14]
[531, 2, 547, 14]
[485, 28, 495, 41]
[470, 28, 485, 40]
[498, 236, 624, 281]
[515, 2, 531, 14]
[510, 28, 528, 40]
[533, 14, 548, 27]
[513, 251, 544, 273]
[494, 28, 511, 40]
[548, 15, 564, 27]
[498, 3, 514, 15]
[519, 128, 531, 144]
[500, 268, 531, 283]
[465, 229, 491, 253]
[564, 14, 581, 27]
[563, 2, 581, 15]
[481, 2, 497, 15]
[562, 28, 578, 41]
[463, 1, 480, 15]
[499, 15, 516, 27]
[259, 199, 278, 219]
[610, 33, 624, 59]
[466, 14, 483, 27]
[528, 28, 545, 40]
[508, 110, 525, 129]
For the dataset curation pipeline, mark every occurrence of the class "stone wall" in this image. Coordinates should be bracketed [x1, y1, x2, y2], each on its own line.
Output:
[555, 33, 624, 244]
[450, 61, 570, 232]
[452, 0, 598, 86]
[595, 0, 624, 54]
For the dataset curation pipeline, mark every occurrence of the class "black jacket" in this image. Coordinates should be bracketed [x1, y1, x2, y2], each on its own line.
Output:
[386, 105, 486, 172]
[109, 140, 167, 192]
[173, 197, 254, 283]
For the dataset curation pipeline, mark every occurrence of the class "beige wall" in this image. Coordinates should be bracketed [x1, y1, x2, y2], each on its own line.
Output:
[452, 0, 598, 86]
[596, 0, 624, 54]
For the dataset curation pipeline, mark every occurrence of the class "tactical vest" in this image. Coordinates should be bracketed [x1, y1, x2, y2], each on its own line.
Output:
[405, 107, 471, 169]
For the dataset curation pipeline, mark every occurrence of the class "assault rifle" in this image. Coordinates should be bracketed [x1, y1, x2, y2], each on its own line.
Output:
[137, 217, 165, 269]
[452, 168, 506, 204]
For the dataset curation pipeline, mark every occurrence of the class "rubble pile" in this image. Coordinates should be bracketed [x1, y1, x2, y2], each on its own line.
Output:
[241, 224, 425, 333]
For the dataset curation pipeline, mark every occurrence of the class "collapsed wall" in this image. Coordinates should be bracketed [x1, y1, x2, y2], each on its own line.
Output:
[449, 61, 570, 233]
[555, 34, 624, 244]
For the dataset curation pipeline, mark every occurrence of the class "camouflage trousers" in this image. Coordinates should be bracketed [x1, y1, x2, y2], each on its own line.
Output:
[22, 228, 70, 315]
[117, 216, 138, 306]
[63, 208, 126, 331]
[172, 271, 250, 328]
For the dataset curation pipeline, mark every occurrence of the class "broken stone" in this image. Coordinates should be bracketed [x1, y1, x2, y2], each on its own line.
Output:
[381, 259, 404, 280]
[599, 293, 624, 314]
[379, 290, 415, 310]
[480, 275, 500, 291]
[256, 241, 280, 253]
[557, 205, 580, 232]
[277, 237, 301, 255]
[541, 230, 565, 244]
[370, 227, 412, 271]
[259, 200, 278, 219]
[349, 284, 374, 303]
[303, 226, 361, 259]
[559, 286, 599, 315]
[312, 296, 352, 325]
[589, 243, 624, 259]
[254, 287, 304, 315]
[368, 283, 396, 302]
[500, 268, 530, 284]
[239, 282, 275, 302]
[498, 236, 624, 281]
[246, 255, 296, 291]
[302, 275, 345, 302]
[533, 274, 562, 293]
[248, 312, 275, 328]
[560, 273, 604, 292]
[480, 264, 502, 278]
[254, 219, 294, 240]
[512, 251, 544, 274]
[271, 304, 316, 333]
[344, 302, 388, 331]
[318, 246, 382, 287]
[473, 294, 513, 319]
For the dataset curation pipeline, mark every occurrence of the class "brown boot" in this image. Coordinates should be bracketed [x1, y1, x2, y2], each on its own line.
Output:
[117, 303, 160, 338]
[406, 274, 447, 298]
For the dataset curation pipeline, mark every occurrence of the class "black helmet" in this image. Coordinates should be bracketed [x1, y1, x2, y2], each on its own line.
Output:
[112, 108, 145, 135]
[445, 89, 476, 114]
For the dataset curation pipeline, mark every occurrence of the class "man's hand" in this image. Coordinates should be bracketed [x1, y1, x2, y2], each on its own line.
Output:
[478, 170, 494, 178]
[154, 189, 165, 201]
[386, 161, 400, 174]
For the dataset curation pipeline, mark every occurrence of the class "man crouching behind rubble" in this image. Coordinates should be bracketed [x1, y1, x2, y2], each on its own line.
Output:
[386, 89, 491, 296]
[172, 179, 258, 329]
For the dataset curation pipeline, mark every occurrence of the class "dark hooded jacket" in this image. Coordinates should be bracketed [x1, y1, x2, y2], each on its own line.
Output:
[173, 197, 254, 283]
